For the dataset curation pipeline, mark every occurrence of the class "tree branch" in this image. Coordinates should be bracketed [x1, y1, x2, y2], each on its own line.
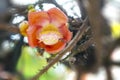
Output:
[80, 0, 111, 72]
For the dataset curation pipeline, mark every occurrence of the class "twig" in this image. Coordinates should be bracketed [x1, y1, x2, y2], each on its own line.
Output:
[77, 0, 87, 19]
[60, 36, 93, 62]
[74, 37, 93, 54]
[105, 66, 113, 80]
[50, 0, 67, 15]
[31, 17, 88, 80]
[111, 61, 120, 66]
[0, 23, 19, 34]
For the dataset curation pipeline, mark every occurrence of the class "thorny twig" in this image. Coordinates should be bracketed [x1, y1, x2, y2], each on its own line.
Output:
[31, 17, 88, 80]
[72, 37, 93, 55]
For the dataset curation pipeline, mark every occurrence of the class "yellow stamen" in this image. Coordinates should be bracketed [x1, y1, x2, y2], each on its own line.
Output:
[38, 24, 63, 45]
[41, 24, 59, 32]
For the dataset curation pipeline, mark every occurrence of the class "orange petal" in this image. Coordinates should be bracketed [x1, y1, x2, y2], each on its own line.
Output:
[27, 26, 39, 47]
[28, 11, 50, 27]
[59, 25, 72, 42]
[44, 41, 66, 54]
[47, 8, 68, 27]
[39, 42, 46, 48]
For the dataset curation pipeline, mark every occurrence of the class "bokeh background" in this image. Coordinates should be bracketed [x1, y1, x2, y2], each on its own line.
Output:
[0, 0, 120, 80]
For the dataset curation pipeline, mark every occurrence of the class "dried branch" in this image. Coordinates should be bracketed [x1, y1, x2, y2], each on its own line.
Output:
[31, 17, 88, 80]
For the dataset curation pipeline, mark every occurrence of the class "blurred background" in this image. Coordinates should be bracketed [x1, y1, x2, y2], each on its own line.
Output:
[0, 0, 120, 80]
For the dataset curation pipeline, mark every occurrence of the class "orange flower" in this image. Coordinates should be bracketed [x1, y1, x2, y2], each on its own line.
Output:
[20, 7, 72, 54]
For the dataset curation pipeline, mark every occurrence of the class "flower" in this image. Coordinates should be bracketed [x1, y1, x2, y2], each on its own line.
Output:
[19, 7, 72, 54]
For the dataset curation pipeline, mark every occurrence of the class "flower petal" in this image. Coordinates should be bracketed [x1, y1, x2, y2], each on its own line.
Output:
[28, 11, 50, 27]
[47, 8, 68, 27]
[39, 41, 66, 54]
[39, 42, 46, 48]
[59, 24, 72, 42]
[27, 26, 39, 47]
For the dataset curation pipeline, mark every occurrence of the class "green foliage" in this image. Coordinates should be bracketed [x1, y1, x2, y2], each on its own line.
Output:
[16, 46, 66, 80]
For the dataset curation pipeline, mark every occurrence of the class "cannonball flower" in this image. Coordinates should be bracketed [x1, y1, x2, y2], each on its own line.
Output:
[19, 7, 72, 54]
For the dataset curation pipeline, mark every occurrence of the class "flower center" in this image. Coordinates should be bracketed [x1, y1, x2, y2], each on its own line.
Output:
[38, 24, 62, 45]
